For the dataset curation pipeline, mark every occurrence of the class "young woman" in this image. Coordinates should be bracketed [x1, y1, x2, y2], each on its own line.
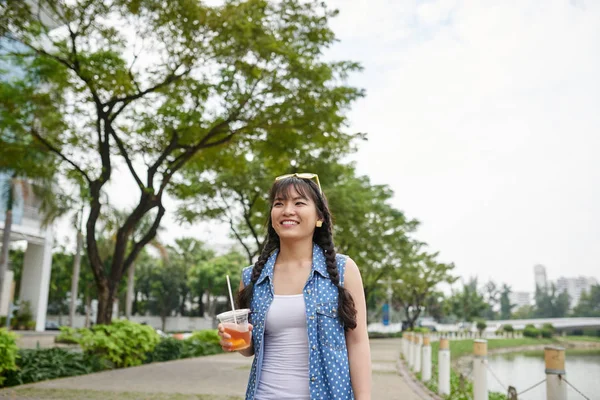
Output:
[218, 173, 372, 400]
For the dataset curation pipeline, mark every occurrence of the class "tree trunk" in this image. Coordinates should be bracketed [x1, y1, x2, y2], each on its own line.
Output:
[0, 209, 13, 314]
[96, 284, 115, 325]
[198, 295, 205, 317]
[126, 263, 135, 319]
[179, 290, 187, 316]
[84, 294, 91, 328]
[69, 229, 83, 327]
[161, 313, 167, 332]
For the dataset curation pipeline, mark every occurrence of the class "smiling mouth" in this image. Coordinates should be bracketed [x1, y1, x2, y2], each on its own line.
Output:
[281, 220, 299, 226]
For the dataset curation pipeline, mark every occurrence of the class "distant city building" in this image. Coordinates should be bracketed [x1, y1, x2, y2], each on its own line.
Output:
[534, 264, 548, 292]
[556, 276, 598, 309]
[509, 291, 531, 309]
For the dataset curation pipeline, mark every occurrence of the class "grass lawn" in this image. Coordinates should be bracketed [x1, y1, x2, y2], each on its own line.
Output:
[560, 335, 600, 343]
[0, 388, 243, 400]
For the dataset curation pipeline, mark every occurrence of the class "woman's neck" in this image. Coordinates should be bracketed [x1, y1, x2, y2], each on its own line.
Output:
[277, 238, 314, 266]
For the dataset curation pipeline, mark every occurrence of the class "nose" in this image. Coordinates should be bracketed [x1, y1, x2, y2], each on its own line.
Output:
[282, 203, 296, 216]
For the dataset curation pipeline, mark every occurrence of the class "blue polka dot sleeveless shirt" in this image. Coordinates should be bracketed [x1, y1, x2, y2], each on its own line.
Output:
[242, 243, 354, 400]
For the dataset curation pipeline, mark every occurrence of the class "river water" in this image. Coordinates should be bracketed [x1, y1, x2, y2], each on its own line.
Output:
[487, 351, 600, 400]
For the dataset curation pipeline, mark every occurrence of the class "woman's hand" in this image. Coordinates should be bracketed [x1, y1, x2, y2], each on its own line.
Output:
[218, 323, 253, 352]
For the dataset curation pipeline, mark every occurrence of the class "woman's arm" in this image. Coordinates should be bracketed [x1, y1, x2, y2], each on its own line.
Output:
[217, 279, 255, 357]
[344, 258, 372, 399]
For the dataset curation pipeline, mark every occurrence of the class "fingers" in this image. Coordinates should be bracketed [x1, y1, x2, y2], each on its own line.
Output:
[217, 324, 233, 351]
[248, 323, 253, 332]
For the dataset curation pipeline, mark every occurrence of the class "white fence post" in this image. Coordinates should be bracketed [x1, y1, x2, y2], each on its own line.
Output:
[473, 339, 488, 400]
[421, 335, 432, 382]
[545, 346, 567, 400]
[438, 337, 451, 396]
[414, 334, 422, 373]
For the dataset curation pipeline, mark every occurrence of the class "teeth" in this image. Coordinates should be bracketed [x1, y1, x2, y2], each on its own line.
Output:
[282, 221, 298, 225]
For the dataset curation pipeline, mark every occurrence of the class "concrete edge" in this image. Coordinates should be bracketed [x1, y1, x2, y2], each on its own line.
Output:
[396, 357, 444, 400]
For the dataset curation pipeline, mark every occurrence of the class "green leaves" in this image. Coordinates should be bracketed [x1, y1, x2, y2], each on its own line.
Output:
[57, 320, 160, 368]
[0, 329, 19, 385]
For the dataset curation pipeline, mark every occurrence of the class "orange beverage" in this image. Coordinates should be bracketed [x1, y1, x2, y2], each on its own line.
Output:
[223, 323, 251, 351]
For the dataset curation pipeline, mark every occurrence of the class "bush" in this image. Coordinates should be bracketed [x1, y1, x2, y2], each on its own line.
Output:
[476, 320, 487, 335]
[503, 324, 514, 333]
[0, 329, 19, 386]
[3, 348, 104, 387]
[523, 324, 540, 338]
[541, 328, 553, 338]
[11, 301, 35, 330]
[542, 323, 555, 333]
[57, 320, 160, 368]
[182, 330, 222, 358]
[146, 337, 184, 363]
[368, 331, 403, 339]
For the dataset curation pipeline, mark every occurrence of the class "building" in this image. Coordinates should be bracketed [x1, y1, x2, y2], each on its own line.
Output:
[556, 276, 598, 309]
[0, 1, 61, 331]
[509, 291, 532, 309]
[534, 264, 548, 292]
[0, 173, 54, 331]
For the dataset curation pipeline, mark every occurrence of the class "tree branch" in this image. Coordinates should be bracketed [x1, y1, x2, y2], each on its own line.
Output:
[30, 128, 92, 184]
[122, 203, 166, 276]
[107, 127, 144, 190]
[107, 68, 190, 121]
[147, 131, 179, 188]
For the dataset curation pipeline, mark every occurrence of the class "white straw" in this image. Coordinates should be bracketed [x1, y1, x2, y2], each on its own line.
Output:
[226, 275, 238, 324]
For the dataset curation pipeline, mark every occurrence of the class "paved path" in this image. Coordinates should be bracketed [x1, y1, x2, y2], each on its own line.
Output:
[1, 339, 424, 399]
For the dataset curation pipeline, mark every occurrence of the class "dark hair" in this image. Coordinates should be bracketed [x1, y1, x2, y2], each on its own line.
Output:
[236, 176, 357, 330]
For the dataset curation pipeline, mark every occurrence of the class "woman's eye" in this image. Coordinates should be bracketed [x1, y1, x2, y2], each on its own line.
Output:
[296, 202, 306, 206]
[274, 202, 283, 207]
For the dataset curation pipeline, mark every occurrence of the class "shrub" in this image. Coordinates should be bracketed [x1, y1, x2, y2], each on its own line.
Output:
[523, 324, 540, 338]
[146, 337, 184, 363]
[542, 323, 555, 333]
[0, 329, 19, 385]
[476, 320, 487, 336]
[503, 324, 514, 333]
[11, 301, 34, 330]
[541, 328, 553, 338]
[3, 348, 104, 387]
[182, 330, 222, 358]
[57, 320, 160, 368]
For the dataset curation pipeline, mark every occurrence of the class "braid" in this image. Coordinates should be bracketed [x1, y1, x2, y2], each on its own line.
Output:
[314, 209, 357, 331]
[236, 232, 279, 310]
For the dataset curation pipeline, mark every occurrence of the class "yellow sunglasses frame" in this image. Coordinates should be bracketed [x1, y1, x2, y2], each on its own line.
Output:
[274, 173, 322, 195]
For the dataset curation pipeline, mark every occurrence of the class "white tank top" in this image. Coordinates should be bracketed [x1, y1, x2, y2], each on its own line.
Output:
[254, 294, 310, 400]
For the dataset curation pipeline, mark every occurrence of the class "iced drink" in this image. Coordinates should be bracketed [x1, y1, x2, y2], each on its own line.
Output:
[217, 309, 251, 351]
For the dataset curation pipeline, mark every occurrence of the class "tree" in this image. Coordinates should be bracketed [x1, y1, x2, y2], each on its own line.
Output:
[448, 277, 488, 322]
[391, 242, 457, 329]
[174, 159, 417, 303]
[167, 238, 214, 316]
[499, 284, 515, 320]
[482, 280, 499, 320]
[188, 251, 246, 317]
[2, 0, 363, 324]
[512, 304, 535, 320]
[534, 284, 570, 318]
[572, 285, 600, 317]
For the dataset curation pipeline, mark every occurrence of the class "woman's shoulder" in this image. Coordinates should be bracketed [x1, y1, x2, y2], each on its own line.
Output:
[241, 265, 253, 287]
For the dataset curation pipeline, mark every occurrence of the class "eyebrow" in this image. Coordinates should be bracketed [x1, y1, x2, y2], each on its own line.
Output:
[274, 196, 309, 201]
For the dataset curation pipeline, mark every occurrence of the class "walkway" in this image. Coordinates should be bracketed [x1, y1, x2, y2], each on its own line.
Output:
[0, 339, 424, 399]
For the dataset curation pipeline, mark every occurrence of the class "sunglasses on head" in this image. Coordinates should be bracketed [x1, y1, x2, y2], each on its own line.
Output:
[274, 173, 322, 195]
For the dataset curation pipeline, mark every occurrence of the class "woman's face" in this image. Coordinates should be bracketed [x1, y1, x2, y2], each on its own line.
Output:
[271, 185, 320, 241]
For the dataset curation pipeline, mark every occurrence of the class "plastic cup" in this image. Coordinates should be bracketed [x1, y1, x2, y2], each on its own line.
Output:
[217, 308, 251, 351]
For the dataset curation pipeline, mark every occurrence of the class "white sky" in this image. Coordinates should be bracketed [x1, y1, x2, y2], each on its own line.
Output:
[54, 0, 600, 293]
